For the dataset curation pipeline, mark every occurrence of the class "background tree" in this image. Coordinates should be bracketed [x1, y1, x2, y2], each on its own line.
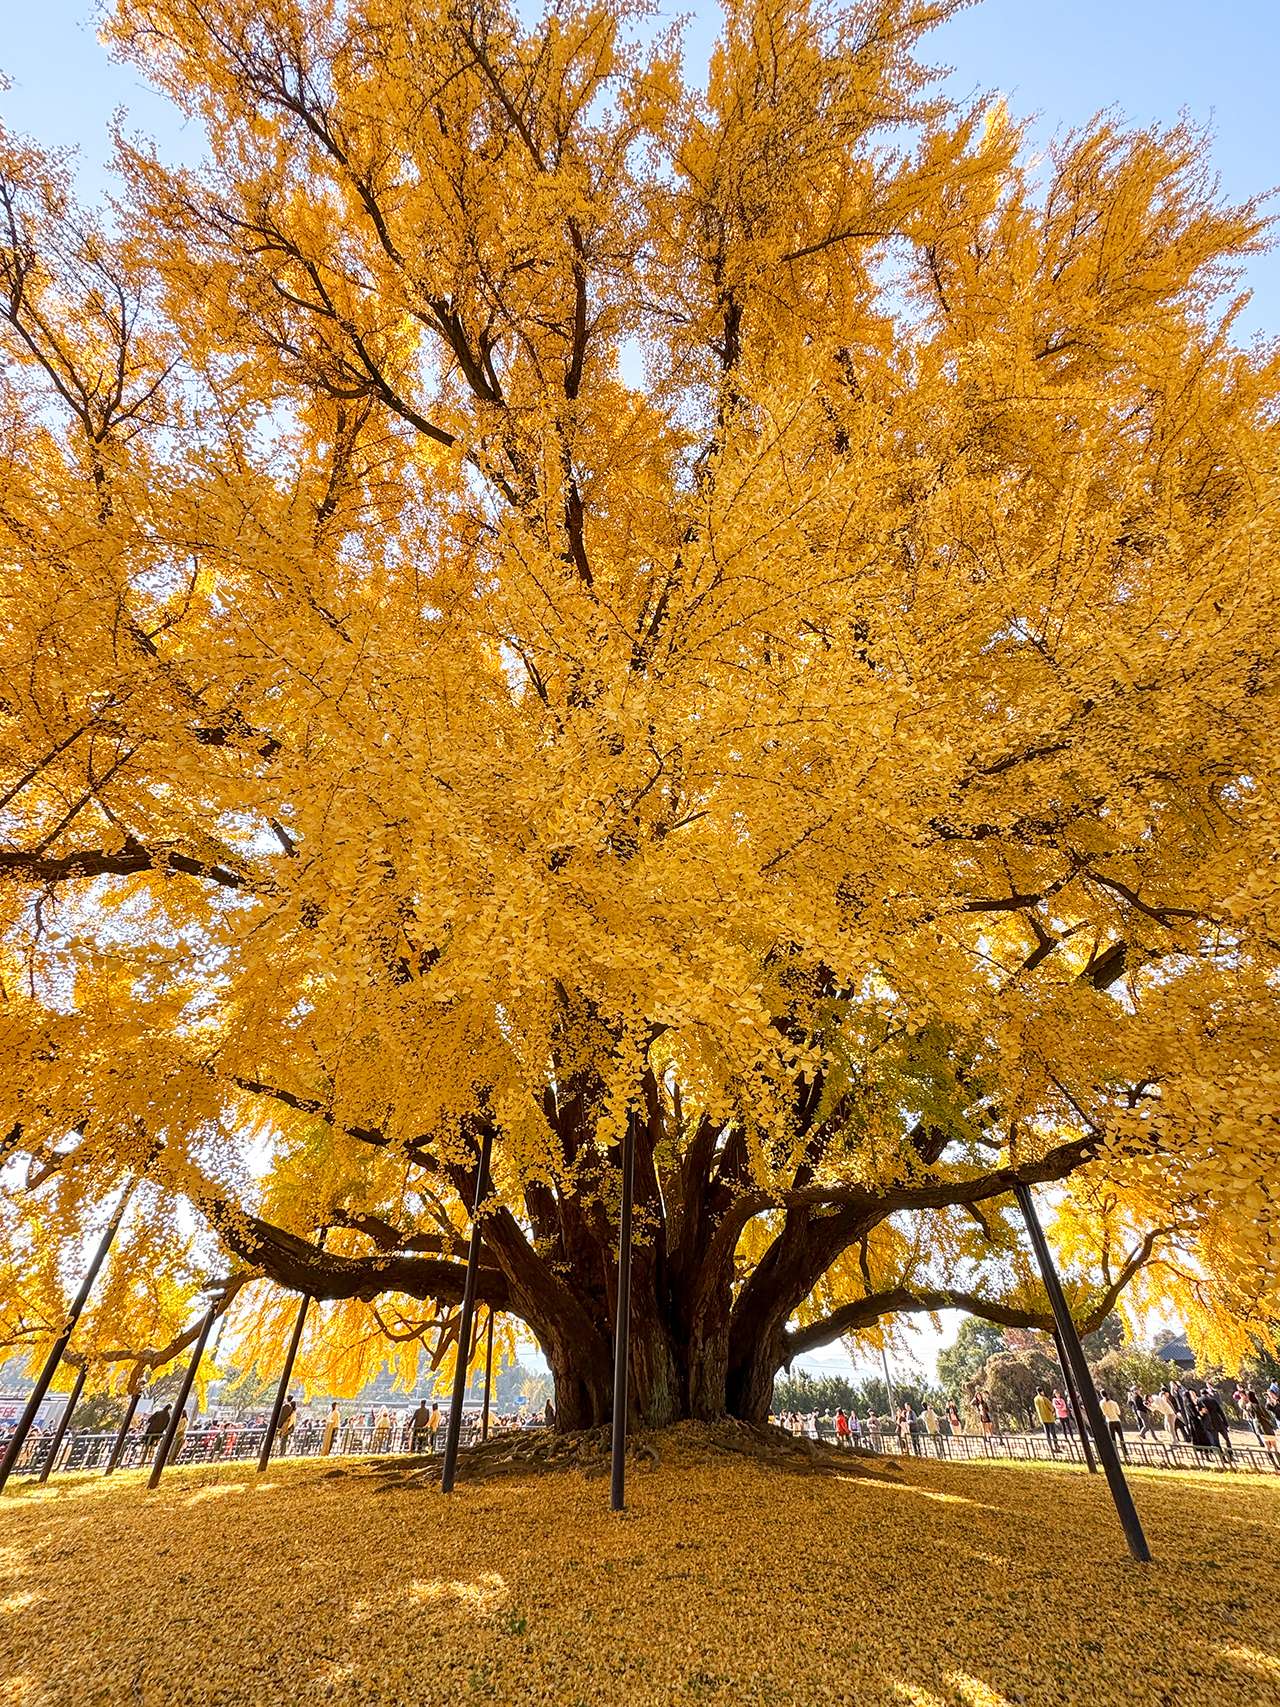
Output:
[937, 1319, 1007, 1398]
[967, 1349, 1061, 1431]
[2, 0, 1279, 1428]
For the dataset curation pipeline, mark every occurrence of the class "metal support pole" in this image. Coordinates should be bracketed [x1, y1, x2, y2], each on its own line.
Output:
[1052, 1321, 1097, 1473]
[481, 1310, 495, 1443]
[36, 1363, 88, 1484]
[880, 1344, 897, 1419]
[105, 1389, 142, 1476]
[1015, 1182, 1150, 1562]
[609, 1110, 636, 1513]
[257, 1293, 310, 1473]
[0, 1181, 134, 1493]
[441, 1125, 493, 1494]
[148, 1300, 218, 1490]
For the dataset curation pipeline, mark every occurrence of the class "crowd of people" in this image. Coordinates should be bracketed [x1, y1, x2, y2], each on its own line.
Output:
[773, 1377, 1280, 1466]
[0, 1392, 551, 1477]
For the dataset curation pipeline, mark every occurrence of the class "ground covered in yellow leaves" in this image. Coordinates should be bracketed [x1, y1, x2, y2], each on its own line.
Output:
[2, 1431, 1278, 1706]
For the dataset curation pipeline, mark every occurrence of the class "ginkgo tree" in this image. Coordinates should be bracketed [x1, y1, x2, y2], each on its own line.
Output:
[2, 0, 1278, 1428]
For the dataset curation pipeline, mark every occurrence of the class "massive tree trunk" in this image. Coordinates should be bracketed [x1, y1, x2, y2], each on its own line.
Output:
[211, 1067, 1105, 1429]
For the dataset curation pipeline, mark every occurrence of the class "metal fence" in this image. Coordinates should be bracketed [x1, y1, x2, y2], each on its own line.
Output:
[0, 1415, 499, 1480]
[10, 1417, 1280, 1482]
[830, 1425, 1280, 1476]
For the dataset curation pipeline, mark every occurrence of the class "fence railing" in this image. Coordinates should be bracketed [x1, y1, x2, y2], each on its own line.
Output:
[8, 1417, 1280, 1481]
[829, 1425, 1280, 1476]
[0, 1415, 499, 1479]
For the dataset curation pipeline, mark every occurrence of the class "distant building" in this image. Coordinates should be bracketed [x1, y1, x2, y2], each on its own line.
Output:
[1158, 1334, 1196, 1370]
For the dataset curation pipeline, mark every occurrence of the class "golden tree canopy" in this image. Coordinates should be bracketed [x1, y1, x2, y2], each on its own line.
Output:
[1, 0, 1277, 1420]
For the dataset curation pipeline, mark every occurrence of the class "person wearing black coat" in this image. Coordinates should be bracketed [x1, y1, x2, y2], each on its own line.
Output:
[1197, 1388, 1233, 1461]
[140, 1405, 170, 1465]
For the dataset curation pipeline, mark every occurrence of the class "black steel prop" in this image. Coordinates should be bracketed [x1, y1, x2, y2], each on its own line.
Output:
[257, 1293, 311, 1473]
[1051, 1321, 1097, 1473]
[481, 1310, 495, 1443]
[1015, 1181, 1150, 1562]
[148, 1300, 219, 1490]
[105, 1389, 143, 1476]
[36, 1363, 88, 1485]
[609, 1110, 636, 1513]
[441, 1126, 493, 1494]
[0, 1182, 134, 1493]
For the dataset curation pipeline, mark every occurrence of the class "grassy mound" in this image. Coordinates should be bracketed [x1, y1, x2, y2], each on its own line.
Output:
[1, 1435, 1277, 1704]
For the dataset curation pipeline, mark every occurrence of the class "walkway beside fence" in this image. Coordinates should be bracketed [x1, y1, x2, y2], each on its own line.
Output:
[0, 1416, 494, 1480]
[839, 1425, 1280, 1476]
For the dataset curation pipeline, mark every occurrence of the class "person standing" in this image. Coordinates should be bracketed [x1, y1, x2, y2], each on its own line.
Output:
[945, 1398, 962, 1438]
[321, 1402, 340, 1455]
[1098, 1391, 1128, 1459]
[906, 1405, 923, 1455]
[428, 1401, 441, 1452]
[275, 1395, 298, 1456]
[140, 1405, 171, 1465]
[834, 1407, 851, 1449]
[1052, 1390, 1071, 1445]
[411, 1400, 432, 1453]
[977, 1391, 994, 1442]
[1035, 1388, 1059, 1452]
[923, 1403, 944, 1457]
[1243, 1391, 1280, 1467]
[1198, 1387, 1233, 1462]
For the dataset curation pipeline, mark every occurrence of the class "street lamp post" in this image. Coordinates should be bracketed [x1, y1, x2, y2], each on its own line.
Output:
[441, 1126, 493, 1494]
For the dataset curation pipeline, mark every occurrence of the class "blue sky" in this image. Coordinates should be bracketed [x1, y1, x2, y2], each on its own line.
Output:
[2, 1, 1267, 1383]
[3, 0, 1275, 337]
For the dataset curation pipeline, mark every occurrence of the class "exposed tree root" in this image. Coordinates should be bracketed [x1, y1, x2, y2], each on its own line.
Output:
[353, 1419, 904, 1489]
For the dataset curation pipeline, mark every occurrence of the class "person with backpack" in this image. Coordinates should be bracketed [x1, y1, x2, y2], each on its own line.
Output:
[275, 1396, 298, 1456]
